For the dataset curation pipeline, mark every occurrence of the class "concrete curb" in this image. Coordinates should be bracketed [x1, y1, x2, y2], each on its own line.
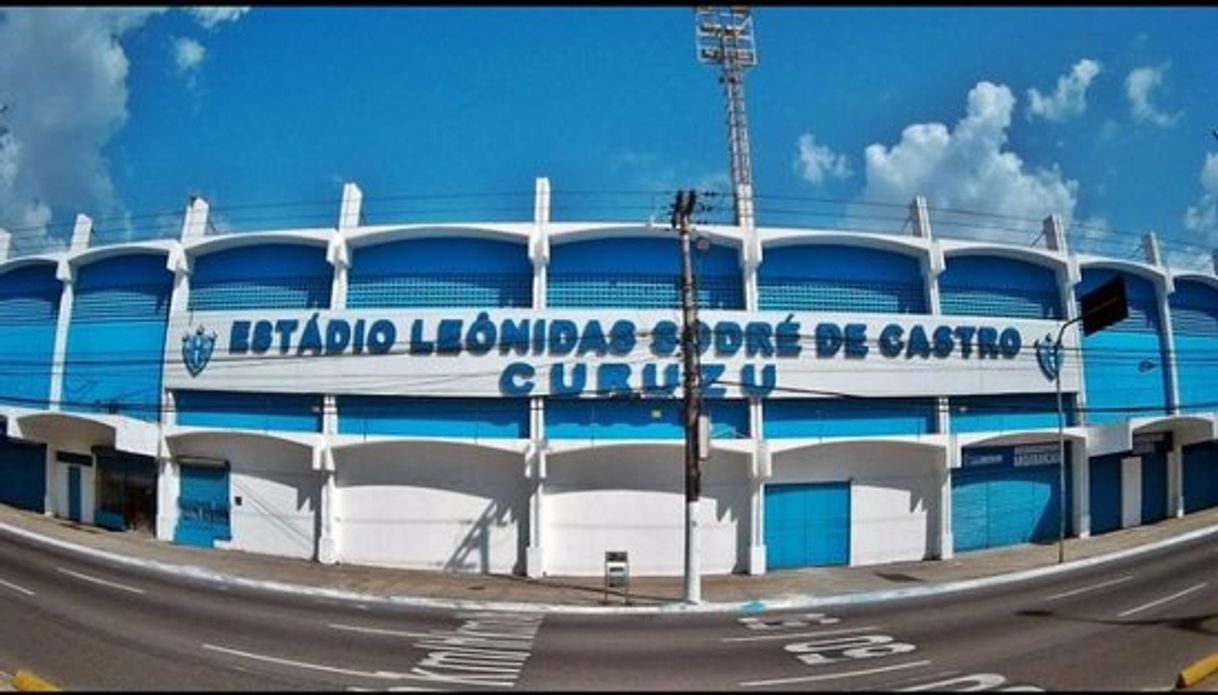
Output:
[10, 671, 58, 692]
[1178, 654, 1218, 689]
[3, 519, 1218, 615]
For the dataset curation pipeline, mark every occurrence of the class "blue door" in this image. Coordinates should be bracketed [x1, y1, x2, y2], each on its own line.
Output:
[174, 464, 231, 548]
[1140, 452, 1168, 524]
[67, 467, 82, 523]
[1184, 442, 1218, 513]
[952, 466, 1061, 553]
[0, 438, 46, 512]
[765, 481, 850, 569]
[1090, 454, 1123, 535]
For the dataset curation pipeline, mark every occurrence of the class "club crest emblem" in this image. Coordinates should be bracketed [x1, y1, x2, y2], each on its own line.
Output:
[1034, 332, 1062, 381]
[182, 325, 217, 377]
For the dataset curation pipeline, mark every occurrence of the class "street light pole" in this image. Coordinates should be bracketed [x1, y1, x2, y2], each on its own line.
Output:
[1053, 315, 1083, 564]
[673, 189, 703, 604]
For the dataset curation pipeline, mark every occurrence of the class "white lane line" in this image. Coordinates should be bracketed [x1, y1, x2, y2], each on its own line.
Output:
[723, 625, 884, 643]
[202, 643, 409, 680]
[740, 659, 932, 688]
[0, 577, 35, 596]
[56, 567, 145, 595]
[1044, 575, 1134, 601]
[1118, 582, 1207, 618]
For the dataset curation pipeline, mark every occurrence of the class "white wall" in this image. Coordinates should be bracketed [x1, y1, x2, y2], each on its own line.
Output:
[51, 463, 94, 523]
[334, 441, 527, 574]
[170, 435, 318, 560]
[1121, 456, 1142, 528]
[544, 446, 750, 576]
[771, 441, 941, 566]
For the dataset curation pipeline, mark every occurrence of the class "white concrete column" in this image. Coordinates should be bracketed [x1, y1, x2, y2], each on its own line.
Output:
[531, 177, 550, 309]
[338, 182, 363, 231]
[1049, 214, 1086, 427]
[748, 400, 767, 574]
[68, 213, 92, 254]
[1144, 232, 1180, 416]
[48, 260, 76, 414]
[180, 196, 209, 245]
[1072, 440, 1090, 538]
[0, 227, 10, 262]
[937, 452, 954, 561]
[1169, 444, 1185, 518]
[156, 454, 180, 542]
[1121, 455, 1142, 528]
[42, 445, 56, 517]
[315, 440, 338, 564]
[526, 397, 547, 577]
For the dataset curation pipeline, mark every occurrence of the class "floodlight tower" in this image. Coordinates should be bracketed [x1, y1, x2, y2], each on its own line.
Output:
[695, 6, 757, 228]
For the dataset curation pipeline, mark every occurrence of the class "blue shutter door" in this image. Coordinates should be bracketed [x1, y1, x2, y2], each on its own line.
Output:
[175, 464, 231, 548]
[952, 465, 1060, 553]
[764, 481, 851, 568]
[0, 439, 46, 512]
[1089, 454, 1123, 535]
[1184, 442, 1218, 513]
[1140, 451, 1168, 524]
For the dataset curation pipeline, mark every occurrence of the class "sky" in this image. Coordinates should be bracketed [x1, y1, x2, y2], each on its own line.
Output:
[1, 6, 1216, 266]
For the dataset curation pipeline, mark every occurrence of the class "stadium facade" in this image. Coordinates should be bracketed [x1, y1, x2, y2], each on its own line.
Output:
[1, 180, 1216, 577]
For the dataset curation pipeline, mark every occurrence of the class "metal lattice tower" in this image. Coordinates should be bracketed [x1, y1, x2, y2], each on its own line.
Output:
[695, 6, 757, 228]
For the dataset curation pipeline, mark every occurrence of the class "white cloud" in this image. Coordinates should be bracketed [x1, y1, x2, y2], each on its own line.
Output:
[795, 133, 851, 186]
[187, 6, 250, 30]
[857, 81, 1079, 241]
[174, 36, 206, 73]
[1026, 58, 1101, 122]
[1125, 64, 1181, 127]
[1183, 153, 1218, 238]
[0, 8, 167, 251]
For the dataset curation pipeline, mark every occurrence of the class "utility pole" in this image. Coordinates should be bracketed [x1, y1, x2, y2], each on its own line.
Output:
[695, 6, 757, 227]
[673, 189, 704, 604]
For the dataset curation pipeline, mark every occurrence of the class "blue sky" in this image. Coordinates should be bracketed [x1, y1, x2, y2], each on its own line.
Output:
[1, 7, 1216, 264]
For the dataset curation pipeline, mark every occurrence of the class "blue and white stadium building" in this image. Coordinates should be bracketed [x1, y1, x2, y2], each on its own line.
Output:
[1, 179, 1217, 577]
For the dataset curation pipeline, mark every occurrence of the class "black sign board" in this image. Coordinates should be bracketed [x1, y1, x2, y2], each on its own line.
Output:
[1079, 276, 1128, 336]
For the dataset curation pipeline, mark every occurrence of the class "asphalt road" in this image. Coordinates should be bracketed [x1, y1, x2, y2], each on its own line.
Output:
[1, 527, 1216, 691]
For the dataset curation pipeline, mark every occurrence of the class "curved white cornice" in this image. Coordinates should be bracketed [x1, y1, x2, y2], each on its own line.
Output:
[938, 239, 1070, 273]
[327, 434, 530, 456]
[343, 224, 532, 248]
[759, 228, 932, 259]
[185, 229, 332, 257]
[767, 433, 949, 456]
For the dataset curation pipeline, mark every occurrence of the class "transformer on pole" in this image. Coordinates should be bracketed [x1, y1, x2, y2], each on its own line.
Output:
[695, 6, 757, 228]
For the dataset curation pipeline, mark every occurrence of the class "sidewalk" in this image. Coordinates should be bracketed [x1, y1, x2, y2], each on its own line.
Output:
[3, 503, 1218, 612]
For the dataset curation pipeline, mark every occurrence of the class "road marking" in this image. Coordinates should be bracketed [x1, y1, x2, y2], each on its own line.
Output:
[202, 643, 409, 680]
[0, 577, 34, 596]
[723, 625, 884, 643]
[56, 567, 145, 594]
[1118, 582, 1207, 618]
[740, 659, 931, 688]
[1044, 575, 1134, 601]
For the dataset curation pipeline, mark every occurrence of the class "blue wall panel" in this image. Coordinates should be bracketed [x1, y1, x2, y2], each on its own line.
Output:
[63, 254, 172, 421]
[1076, 269, 1170, 425]
[763, 398, 937, 438]
[1184, 441, 1218, 513]
[545, 398, 749, 440]
[190, 243, 332, 311]
[0, 264, 61, 409]
[949, 394, 1074, 434]
[349, 237, 532, 308]
[1170, 280, 1218, 415]
[548, 237, 743, 309]
[0, 438, 46, 512]
[764, 481, 851, 568]
[175, 390, 322, 433]
[1141, 451, 1168, 524]
[939, 255, 1062, 319]
[953, 460, 1063, 553]
[337, 396, 529, 439]
[758, 244, 926, 313]
[1089, 453, 1123, 535]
